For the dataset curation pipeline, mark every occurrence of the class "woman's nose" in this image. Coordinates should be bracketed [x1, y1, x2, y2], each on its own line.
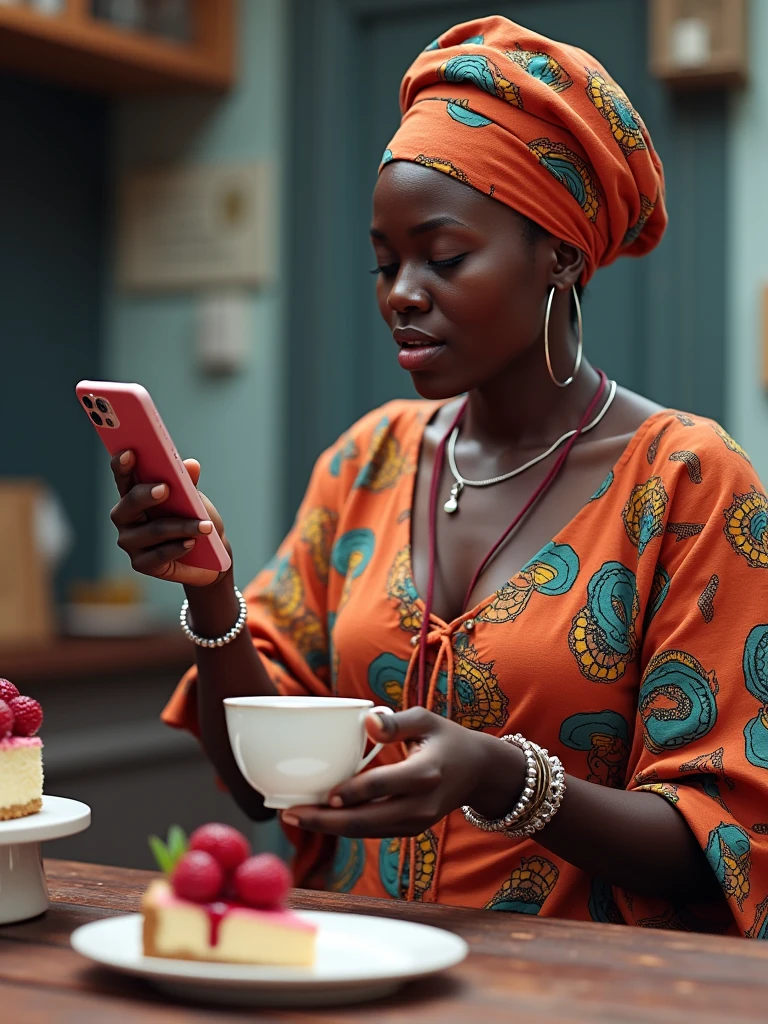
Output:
[387, 266, 431, 314]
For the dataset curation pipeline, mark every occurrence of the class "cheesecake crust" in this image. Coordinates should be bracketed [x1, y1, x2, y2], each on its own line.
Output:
[0, 797, 42, 821]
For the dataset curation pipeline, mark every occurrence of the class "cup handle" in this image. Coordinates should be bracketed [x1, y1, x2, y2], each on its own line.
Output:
[358, 705, 395, 771]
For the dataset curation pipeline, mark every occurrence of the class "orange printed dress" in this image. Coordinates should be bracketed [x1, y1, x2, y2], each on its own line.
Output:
[164, 401, 768, 936]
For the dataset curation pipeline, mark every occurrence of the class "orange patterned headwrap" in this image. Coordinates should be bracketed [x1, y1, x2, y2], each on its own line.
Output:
[381, 16, 667, 283]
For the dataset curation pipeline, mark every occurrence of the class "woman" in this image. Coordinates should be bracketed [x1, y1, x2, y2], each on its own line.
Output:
[110, 17, 768, 935]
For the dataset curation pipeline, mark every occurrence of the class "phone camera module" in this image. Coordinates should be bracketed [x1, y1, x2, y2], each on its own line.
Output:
[82, 396, 94, 409]
[105, 418, 114, 428]
[96, 399, 109, 414]
[90, 411, 103, 426]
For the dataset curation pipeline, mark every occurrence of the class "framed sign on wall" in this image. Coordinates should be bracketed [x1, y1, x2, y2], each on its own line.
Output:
[117, 162, 276, 291]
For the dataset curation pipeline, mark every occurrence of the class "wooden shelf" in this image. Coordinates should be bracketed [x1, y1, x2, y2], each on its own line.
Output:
[0, 0, 234, 94]
[0, 630, 193, 683]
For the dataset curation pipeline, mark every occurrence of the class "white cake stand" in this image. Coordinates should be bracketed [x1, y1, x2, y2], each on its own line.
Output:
[0, 795, 91, 925]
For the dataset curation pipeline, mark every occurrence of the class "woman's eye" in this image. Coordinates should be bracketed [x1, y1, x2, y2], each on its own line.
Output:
[370, 262, 399, 277]
[428, 253, 468, 270]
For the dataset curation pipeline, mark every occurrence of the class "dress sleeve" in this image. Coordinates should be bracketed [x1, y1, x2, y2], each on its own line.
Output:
[161, 441, 349, 738]
[619, 426, 768, 937]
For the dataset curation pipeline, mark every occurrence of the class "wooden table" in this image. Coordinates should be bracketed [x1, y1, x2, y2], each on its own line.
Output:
[2, 861, 768, 1022]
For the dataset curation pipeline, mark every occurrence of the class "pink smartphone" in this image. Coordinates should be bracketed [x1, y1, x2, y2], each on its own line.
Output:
[76, 380, 231, 574]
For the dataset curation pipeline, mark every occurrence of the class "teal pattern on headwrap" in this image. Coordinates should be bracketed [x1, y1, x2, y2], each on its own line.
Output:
[446, 100, 493, 127]
[528, 138, 601, 222]
[506, 48, 572, 92]
[437, 53, 521, 107]
[441, 53, 495, 92]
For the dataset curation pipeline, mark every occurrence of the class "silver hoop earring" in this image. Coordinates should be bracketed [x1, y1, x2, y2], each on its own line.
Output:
[544, 285, 583, 388]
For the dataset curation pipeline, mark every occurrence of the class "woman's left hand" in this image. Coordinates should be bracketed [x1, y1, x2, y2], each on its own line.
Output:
[281, 707, 524, 837]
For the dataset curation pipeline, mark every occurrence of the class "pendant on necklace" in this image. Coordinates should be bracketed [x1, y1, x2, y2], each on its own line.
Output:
[444, 480, 463, 514]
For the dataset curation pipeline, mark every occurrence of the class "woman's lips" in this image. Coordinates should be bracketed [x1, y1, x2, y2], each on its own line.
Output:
[393, 328, 446, 371]
[397, 343, 445, 370]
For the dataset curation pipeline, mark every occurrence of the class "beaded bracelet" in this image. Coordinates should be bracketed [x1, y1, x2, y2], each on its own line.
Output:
[180, 588, 248, 648]
[461, 733, 566, 838]
[503, 748, 566, 838]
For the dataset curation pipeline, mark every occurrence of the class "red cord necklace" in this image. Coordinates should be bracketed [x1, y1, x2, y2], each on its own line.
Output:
[416, 369, 608, 706]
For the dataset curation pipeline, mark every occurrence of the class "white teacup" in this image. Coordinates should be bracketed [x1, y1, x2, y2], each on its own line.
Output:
[223, 696, 394, 809]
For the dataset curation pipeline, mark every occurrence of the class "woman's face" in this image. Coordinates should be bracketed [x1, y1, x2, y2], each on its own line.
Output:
[371, 161, 555, 400]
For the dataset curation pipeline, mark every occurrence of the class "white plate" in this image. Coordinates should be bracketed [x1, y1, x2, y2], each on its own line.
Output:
[71, 911, 468, 1007]
[0, 795, 91, 845]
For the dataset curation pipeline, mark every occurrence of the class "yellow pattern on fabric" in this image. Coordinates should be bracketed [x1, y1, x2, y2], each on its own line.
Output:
[622, 476, 668, 554]
[387, 547, 423, 632]
[585, 68, 646, 157]
[301, 507, 338, 585]
[414, 154, 470, 183]
[435, 634, 509, 730]
[259, 557, 327, 678]
[713, 424, 751, 463]
[486, 856, 559, 913]
[355, 419, 415, 492]
[723, 489, 768, 568]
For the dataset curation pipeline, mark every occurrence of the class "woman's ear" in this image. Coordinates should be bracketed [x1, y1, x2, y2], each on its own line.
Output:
[550, 241, 585, 291]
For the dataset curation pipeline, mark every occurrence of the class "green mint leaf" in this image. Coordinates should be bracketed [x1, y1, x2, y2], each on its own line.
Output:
[148, 834, 174, 875]
[166, 824, 188, 869]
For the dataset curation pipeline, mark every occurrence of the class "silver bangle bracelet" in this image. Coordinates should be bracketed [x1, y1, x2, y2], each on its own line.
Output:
[180, 588, 248, 648]
[462, 733, 566, 838]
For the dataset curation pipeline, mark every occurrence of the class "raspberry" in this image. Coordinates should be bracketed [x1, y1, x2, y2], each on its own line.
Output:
[233, 854, 292, 908]
[9, 696, 43, 737]
[0, 679, 19, 703]
[0, 700, 13, 738]
[171, 850, 224, 903]
[188, 823, 251, 873]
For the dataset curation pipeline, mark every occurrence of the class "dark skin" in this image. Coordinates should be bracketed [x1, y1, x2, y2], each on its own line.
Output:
[109, 162, 720, 904]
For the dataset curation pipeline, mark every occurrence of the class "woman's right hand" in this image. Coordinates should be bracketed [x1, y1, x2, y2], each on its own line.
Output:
[109, 450, 231, 588]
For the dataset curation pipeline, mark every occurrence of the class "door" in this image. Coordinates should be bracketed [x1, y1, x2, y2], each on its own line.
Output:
[285, 0, 727, 517]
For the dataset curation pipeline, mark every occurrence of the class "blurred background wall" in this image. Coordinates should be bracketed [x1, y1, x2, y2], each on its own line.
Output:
[101, 0, 288, 617]
[0, 0, 761, 866]
[728, 0, 768, 481]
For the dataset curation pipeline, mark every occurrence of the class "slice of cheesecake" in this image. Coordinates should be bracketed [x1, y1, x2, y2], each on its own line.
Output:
[142, 879, 316, 966]
[0, 737, 43, 821]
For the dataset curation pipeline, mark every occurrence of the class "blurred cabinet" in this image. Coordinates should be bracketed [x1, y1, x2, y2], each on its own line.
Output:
[0, 0, 234, 93]
[650, 0, 748, 89]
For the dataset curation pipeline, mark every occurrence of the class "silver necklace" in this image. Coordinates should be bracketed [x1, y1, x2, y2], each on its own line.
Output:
[444, 379, 618, 513]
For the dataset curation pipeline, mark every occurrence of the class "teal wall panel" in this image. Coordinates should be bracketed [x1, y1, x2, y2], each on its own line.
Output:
[0, 74, 107, 592]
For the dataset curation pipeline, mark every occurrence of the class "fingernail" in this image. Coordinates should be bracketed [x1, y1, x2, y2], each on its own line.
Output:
[282, 814, 299, 827]
[329, 795, 343, 808]
[120, 451, 132, 465]
[183, 539, 195, 550]
[151, 484, 166, 500]
[198, 520, 213, 534]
